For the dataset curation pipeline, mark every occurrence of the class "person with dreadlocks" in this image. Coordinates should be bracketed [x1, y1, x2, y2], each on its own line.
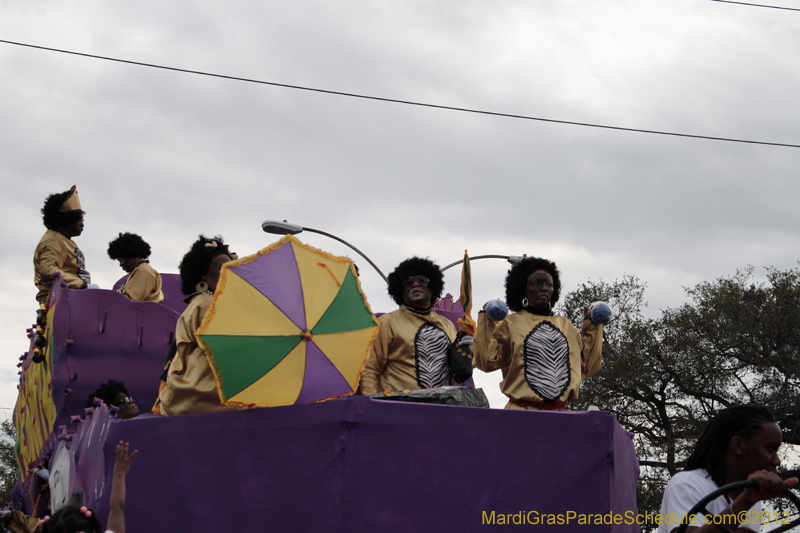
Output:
[473, 256, 602, 410]
[39, 441, 136, 533]
[361, 257, 471, 395]
[657, 405, 797, 533]
[157, 235, 238, 416]
[86, 380, 140, 420]
[107, 232, 164, 304]
[33, 185, 91, 305]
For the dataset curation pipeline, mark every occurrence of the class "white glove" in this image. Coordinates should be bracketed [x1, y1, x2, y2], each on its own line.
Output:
[458, 335, 474, 346]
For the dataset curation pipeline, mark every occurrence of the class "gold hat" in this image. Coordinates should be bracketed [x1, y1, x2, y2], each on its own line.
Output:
[59, 185, 82, 212]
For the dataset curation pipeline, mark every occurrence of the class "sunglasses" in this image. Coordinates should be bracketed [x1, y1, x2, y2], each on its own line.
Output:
[114, 396, 134, 405]
[402, 275, 430, 288]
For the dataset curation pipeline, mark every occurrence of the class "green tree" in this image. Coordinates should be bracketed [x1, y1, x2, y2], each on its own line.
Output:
[0, 418, 18, 505]
[558, 267, 800, 531]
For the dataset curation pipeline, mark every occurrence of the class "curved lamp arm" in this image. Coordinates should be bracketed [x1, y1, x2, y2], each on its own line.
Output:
[440, 255, 524, 272]
[262, 220, 388, 284]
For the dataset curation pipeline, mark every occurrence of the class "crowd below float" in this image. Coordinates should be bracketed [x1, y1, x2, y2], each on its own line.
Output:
[15, 185, 796, 533]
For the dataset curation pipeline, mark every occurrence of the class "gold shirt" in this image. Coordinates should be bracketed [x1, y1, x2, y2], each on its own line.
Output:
[119, 261, 164, 304]
[360, 307, 457, 396]
[158, 294, 236, 416]
[5, 510, 40, 533]
[33, 229, 86, 304]
[474, 310, 602, 409]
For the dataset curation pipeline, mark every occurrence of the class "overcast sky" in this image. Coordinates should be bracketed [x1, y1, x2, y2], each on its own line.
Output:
[2, 0, 799, 411]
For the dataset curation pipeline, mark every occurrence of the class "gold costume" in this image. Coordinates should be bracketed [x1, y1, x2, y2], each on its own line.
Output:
[361, 307, 457, 396]
[158, 294, 235, 416]
[474, 311, 602, 409]
[33, 229, 88, 305]
[5, 510, 40, 533]
[119, 261, 164, 304]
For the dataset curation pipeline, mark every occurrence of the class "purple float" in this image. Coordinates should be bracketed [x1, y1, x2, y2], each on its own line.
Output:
[11, 269, 641, 532]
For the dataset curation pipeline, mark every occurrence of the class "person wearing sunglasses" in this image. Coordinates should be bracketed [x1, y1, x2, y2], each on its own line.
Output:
[361, 257, 471, 396]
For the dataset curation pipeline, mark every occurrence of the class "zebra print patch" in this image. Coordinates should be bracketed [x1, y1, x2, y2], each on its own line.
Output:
[523, 321, 570, 401]
[414, 322, 451, 389]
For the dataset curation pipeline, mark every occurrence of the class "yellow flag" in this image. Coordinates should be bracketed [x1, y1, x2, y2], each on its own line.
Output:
[456, 250, 476, 335]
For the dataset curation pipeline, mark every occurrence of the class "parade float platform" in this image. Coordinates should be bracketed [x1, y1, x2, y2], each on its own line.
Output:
[81, 396, 639, 532]
[13, 276, 640, 532]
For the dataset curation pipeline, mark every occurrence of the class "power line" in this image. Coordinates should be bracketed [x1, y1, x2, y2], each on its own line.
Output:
[1, 38, 799, 149]
[709, 0, 800, 12]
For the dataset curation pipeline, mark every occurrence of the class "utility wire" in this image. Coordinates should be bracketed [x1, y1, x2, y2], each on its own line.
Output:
[1, 38, 799, 148]
[709, 0, 800, 12]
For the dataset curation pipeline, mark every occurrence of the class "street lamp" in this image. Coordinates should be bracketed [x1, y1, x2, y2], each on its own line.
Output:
[262, 220, 389, 284]
[440, 255, 525, 272]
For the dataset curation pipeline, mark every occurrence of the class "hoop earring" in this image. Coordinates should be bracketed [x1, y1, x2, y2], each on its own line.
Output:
[196, 281, 208, 293]
[522, 297, 529, 308]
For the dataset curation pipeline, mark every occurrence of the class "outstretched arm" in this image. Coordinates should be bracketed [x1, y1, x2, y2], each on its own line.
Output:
[578, 306, 603, 378]
[107, 441, 138, 533]
[473, 310, 510, 373]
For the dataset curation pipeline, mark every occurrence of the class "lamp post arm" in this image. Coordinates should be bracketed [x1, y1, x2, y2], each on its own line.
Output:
[301, 226, 388, 284]
[440, 255, 517, 272]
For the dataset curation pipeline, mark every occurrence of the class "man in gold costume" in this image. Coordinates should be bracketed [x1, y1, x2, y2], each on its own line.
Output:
[474, 256, 602, 410]
[33, 185, 91, 305]
[107, 232, 164, 304]
[361, 257, 470, 396]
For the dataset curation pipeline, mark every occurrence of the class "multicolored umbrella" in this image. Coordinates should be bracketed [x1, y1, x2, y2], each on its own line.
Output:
[197, 235, 379, 407]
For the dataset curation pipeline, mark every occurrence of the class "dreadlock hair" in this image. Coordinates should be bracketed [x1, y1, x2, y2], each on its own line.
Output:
[41, 189, 84, 230]
[107, 233, 151, 260]
[387, 257, 444, 307]
[683, 404, 778, 487]
[504, 256, 561, 312]
[41, 505, 103, 533]
[85, 380, 129, 409]
[178, 235, 231, 296]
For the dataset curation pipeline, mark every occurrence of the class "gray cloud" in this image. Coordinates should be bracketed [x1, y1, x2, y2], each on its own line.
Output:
[1, 0, 799, 409]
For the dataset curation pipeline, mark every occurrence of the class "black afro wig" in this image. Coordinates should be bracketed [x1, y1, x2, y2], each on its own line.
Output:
[179, 235, 232, 296]
[85, 379, 129, 408]
[504, 256, 561, 312]
[387, 257, 444, 307]
[41, 189, 84, 230]
[107, 232, 152, 260]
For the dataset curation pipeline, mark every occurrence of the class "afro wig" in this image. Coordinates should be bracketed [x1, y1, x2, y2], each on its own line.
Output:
[178, 235, 232, 296]
[504, 256, 561, 312]
[41, 189, 84, 230]
[41, 504, 103, 533]
[107, 232, 152, 260]
[387, 257, 444, 307]
[85, 379, 129, 408]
